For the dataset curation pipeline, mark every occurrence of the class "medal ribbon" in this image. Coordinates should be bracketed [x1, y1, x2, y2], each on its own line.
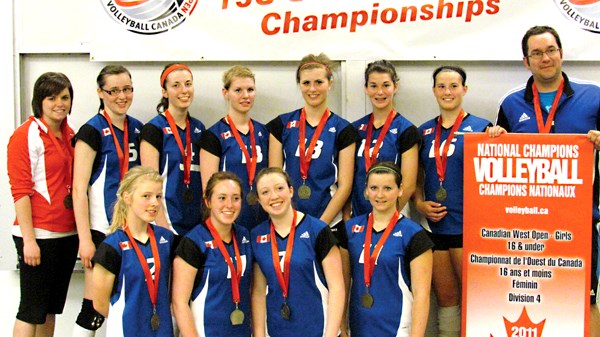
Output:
[364, 109, 396, 172]
[434, 110, 466, 185]
[532, 78, 564, 134]
[206, 218, 243, 305]
[124, 224, 161, 314]
[270, 210, 298, 299]
[226, 115, 257, 190]
[164, 110, 192, 185]
[36, 117, 74, 193]
[102, 110, 129, 179]
[364, 210, 399, 288]
[298, 108, 329, 180]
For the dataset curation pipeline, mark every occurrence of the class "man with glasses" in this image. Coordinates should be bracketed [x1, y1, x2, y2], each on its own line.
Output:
[492, 25, 600, 337]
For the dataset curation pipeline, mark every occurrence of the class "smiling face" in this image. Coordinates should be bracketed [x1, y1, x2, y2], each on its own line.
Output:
[206, 179, 242, 227]
[41, 87, 72, 127]
[523, 32, 563, 88]
[365, 172, 402, 214]
[433, 70, 467, 114]
[365, 72, 398, 113]
[163, 69, 194, 112]
[224, 76, 256, 115]
[298, 68, 332, 110]
[98, 72, 133, 117]
[124, 179, 163, 225]
[256, 172, 294, 218]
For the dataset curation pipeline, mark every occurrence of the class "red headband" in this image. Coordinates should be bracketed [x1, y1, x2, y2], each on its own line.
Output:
[160, 64, 192, 87]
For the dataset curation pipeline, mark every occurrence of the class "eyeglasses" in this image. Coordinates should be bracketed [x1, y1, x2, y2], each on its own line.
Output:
[101, 87, 134, 96]
[528, 48, 561, 60]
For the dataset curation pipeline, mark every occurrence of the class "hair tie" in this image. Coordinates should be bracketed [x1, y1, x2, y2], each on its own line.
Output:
[160, 64, 192, 87]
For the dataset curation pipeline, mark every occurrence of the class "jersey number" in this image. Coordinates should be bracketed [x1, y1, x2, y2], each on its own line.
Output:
[294, 140, 324, 159]
[427, 138, 456, 158]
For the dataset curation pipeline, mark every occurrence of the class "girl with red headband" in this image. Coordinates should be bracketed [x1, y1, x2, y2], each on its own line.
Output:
[140, 63, 205, 237]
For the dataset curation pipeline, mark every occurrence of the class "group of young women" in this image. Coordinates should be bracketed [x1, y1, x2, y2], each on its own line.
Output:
[7, 54, 491, 337]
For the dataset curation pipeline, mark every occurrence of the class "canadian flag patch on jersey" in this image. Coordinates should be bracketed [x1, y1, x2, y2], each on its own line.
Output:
[119, 241, 132, 251]
[423, 128, 434, 135]
[205, 241, 215, 249]
[221, 131, 232, 139]
[163, 127, 173, 134]
[358, 124, 367, 131]
[286, 120, 298, 129]
[352, 225, 365, 233]
[102, 128, 111, 136]
[256, 234, 270, 243]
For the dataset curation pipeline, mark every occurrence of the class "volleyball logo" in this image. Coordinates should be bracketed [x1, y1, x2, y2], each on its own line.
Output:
[554, 0, 600, 33]
[101, 0, 198, 35]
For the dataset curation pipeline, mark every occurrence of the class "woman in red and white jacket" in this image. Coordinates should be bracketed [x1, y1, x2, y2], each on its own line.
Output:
[7, 72, 79, 337]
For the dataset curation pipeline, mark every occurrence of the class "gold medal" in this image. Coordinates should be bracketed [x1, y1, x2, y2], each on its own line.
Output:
[230, 308, 245, 325]
[63, 194, 73, 209]
[298, 184, 311, 200]
[280, 302, 291, 320]
[150, 313, 160, 331]
[246, 190, 258, 205]
[361, 292, 374, 308]
[435, 186, 447, 202]
[183, 188, 194, 203]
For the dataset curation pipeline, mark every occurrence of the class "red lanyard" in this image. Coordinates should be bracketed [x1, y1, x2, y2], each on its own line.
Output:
[102, 110, 129, 179]
[36, 117, 73, 192]
[226, 115, 257, 189]
[364, 109, 396, 172]
[124, 224, 161, 314]
[532, 78, 564, 134]
[164, 110, 192, 185]
[434, 110, 466, 184]
[206, 218, 243, 306]
[270, 210, 297, 299]
[298, 108, 329, 181]
[363, 211, 399, 288]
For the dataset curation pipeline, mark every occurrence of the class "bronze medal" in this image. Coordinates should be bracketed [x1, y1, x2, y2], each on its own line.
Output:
[230, 308, 245, 325]
[246, 190, 258, 206]
[435, 186, 447, 202]
[361, 292, 374, 308]
[298, 184, 311, 200]
[63, 194, 73, 209]
[280, 302, 291, 320]
[150, 313, 160, 331]
[183, 188, 194, 203]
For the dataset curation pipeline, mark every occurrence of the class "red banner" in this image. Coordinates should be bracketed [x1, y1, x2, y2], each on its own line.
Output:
[463, 133, 593, 337]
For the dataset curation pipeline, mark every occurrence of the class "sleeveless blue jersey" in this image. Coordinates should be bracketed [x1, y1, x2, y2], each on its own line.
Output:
[250, 215, 337, 337]
[76, 113, 143, 233]
[200, 118, 269, 230]
[176, 223, 252, 337]
[268, 109, 356, 222]
[418, 114, 491, 235]
[141, 114, 205, 236]
[93, 225, 174, 337]
[344, 214, 433, 336]
[351, 112, 420, 216]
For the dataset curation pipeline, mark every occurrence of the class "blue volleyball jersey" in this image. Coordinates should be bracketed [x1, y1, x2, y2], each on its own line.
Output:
[141, 114, 205, 236]
[250, 215, 337, 337]
[200, 118, 269, 230]
[418, 114, 491, 235]
[268, 109, 357, 222]
[351, 112, 420, 216]
[343, 214, 433, 336]
[93, 225, 174, 337]
[176, 223, 252, 337]
[76, 113, 143, 233]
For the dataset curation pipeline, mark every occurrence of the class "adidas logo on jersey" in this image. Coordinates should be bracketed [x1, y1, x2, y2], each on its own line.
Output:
[159, 236, 169, 244]
[102, 128, 111, 136]
[258, 131, 263, 137]
[328, 127, 336, 133]
[300, 231, 310, 239]
[352, 225, 364, 233]
[519, 113, 531, 123]
[462, 126, 473, 132]
[134, 128, 140, 134]
[256, 234, 270, 243]
[241, 236, 250, 244]
[194, 127, 202, 134]
[389, 128, 398, 134]
[393, 230, 403, 237]
[163, 127, 173, 134]
[423, 128, 434, 135]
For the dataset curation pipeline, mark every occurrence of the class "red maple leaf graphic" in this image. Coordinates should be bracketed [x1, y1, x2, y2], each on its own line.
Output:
[499, 306, 546, 337]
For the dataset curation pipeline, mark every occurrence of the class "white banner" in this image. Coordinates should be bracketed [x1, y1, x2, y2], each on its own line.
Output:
[91, 0, 600, 61]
